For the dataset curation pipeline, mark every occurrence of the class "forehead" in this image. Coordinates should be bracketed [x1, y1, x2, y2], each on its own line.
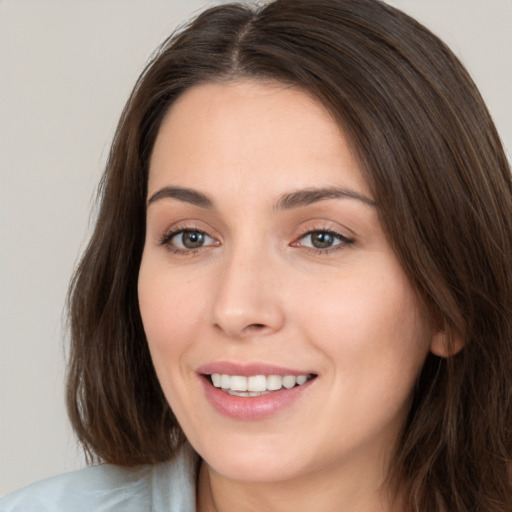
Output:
[148, 79, 370, 201]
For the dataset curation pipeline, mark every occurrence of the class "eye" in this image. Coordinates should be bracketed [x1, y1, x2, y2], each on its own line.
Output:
[294, 230, 354, 252]
[162, 229, 217, 251]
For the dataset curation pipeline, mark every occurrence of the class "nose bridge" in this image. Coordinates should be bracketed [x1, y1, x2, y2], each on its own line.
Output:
[210, 235, 284, 338]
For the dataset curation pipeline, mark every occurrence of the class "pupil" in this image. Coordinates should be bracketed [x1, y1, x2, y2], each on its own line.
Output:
[183, 231, 204, 248]
[311, 232, 333, 249]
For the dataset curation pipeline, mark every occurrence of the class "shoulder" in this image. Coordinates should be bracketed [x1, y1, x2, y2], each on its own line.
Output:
[0, 444, 198, 512]
[0, 464, 151, 512]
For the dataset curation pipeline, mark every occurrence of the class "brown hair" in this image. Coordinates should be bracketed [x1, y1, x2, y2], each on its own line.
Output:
[67, 0, 512, 509]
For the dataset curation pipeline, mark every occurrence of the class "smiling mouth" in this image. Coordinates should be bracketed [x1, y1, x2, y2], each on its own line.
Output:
[205, 373, 317, 397]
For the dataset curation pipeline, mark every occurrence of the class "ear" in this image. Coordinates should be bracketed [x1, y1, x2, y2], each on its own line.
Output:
[429, 329, 465, 358]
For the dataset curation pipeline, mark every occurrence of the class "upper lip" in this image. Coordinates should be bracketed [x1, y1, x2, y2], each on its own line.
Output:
[197, 361, 315, 377]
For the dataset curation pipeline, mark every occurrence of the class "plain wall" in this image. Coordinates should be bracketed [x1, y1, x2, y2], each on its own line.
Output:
[1, 0, 511, 496]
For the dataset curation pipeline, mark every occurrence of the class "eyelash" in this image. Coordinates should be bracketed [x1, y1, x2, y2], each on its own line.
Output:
[159, 226, 354, 256]
[294, 228, 355, 255]
[159, 227, 215, 256]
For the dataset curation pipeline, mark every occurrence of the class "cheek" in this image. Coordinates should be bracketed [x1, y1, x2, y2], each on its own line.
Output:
[297, 261, 430, 388]
[137, 257, 206, 376]
[303, 275, 429, 449]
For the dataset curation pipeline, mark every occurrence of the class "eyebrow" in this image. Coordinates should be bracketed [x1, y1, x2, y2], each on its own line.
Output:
[274, 187, 376, 210]
[147, 186, 214, 209]
[146, 185, 376, 210]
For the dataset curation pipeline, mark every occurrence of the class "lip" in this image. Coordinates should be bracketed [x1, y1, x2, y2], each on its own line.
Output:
[197, 361, 313, 377]
[197, 361, 316, 420]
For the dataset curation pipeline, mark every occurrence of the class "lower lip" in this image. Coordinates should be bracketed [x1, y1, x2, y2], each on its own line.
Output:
[201, 376, 314, 420]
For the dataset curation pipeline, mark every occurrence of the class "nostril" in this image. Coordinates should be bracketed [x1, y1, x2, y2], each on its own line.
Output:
[241, 323, 268, 335]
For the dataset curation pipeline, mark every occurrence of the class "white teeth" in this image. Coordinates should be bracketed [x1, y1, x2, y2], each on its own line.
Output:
[220, 374, 231, 389]
[267, 375, 282, 391]
[248, 375, 267, 392]
[230, 375, 247, 391]
[228, 390, 263, 397]
[211, 373, 221, 387]
[282, 375, 296, 389]
[210, 373, 311, 393]
[296, 375, 307, 385]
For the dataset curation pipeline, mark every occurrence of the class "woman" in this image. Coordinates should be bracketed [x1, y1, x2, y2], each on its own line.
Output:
[2, 0, 511, 510]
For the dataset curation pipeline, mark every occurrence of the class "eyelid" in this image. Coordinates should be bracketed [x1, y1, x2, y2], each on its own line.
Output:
[156, 220, 355, 256]
[160, 227, 205, 243]
[290, 224, 355, 254]
[170, 229, 216, 248]
[158, 221, 221, 255]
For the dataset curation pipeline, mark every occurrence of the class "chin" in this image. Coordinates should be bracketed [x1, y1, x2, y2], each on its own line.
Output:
[204, 448, 307, 484]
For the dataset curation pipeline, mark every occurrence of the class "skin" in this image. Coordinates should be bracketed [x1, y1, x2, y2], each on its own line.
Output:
[138, 80, 441, 512]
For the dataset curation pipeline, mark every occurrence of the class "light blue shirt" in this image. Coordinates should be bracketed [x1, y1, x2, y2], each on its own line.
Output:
[0, 444, 197, 512]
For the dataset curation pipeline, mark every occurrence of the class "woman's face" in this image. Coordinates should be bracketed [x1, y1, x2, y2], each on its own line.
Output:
[138, 80, 434, 485]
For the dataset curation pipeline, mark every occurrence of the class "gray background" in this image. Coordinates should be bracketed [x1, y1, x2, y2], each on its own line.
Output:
[1, 0, 511, 496]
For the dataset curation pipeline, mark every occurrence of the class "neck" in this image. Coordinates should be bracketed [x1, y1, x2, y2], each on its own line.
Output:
[196, 456, 401, 512]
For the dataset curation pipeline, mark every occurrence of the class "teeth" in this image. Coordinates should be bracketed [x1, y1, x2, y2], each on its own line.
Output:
[296, 375, 307, 385]
[248, 375, 267, 391]
[267, 375, 282, 391]
[210, 373, 312, 393]
[230, 375, 247, 391]
[221, 374, 230, 389]
[282, 375, 296, 389]
[211, 373, 221, 387]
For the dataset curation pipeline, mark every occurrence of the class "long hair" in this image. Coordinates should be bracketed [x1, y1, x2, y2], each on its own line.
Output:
[67, 1, 512, 509]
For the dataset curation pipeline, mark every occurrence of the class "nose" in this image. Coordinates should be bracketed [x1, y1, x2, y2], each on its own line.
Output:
[209, 245, 285, 340]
